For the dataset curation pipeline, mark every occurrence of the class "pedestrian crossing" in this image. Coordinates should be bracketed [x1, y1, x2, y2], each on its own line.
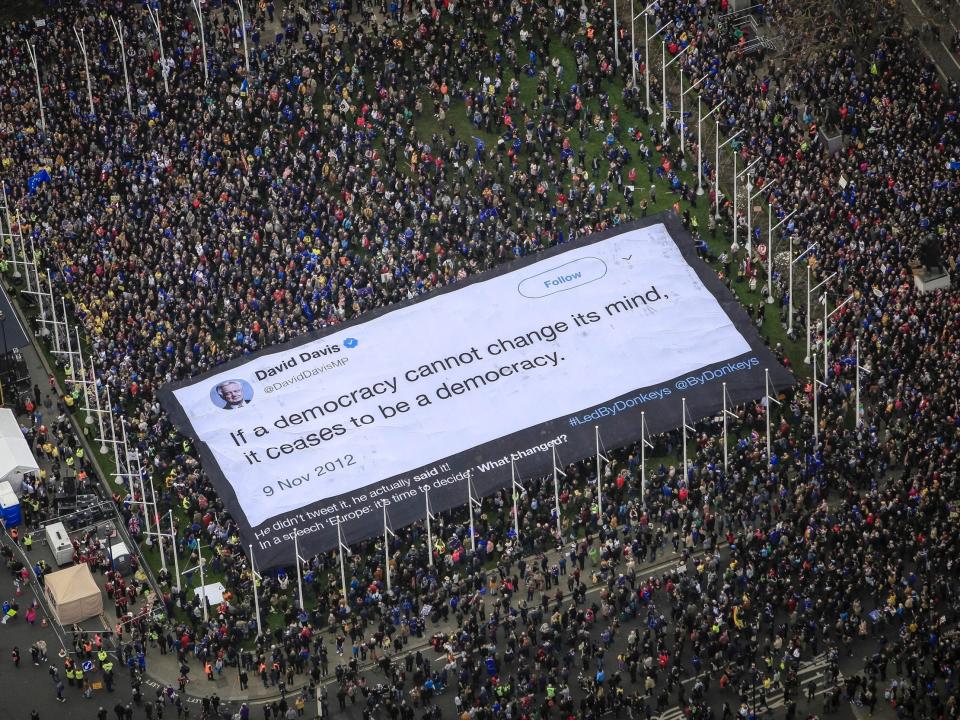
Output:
[652, 653, 835, 720]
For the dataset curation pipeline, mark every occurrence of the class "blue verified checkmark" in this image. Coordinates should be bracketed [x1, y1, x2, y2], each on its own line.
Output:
[343, 338, 359, 348]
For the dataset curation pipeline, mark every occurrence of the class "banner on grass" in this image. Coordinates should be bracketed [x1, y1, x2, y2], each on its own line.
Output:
[159, 215, 792, 567]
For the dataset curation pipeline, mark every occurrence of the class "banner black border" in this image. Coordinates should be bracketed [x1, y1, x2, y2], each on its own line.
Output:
[158, 213, 793, 565]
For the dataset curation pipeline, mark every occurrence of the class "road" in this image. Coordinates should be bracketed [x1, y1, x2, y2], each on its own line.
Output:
[900, 0, 960, 81]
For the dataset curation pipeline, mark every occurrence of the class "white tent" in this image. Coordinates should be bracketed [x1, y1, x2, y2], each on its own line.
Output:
[0, 408, 39, 495]
[44, 563, 104, 625]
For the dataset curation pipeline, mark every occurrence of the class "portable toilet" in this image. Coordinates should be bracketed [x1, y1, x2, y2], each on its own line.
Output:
[110, 540, 133, 576]
[44, 521, 75, 566]
[0, 481, 21, 528]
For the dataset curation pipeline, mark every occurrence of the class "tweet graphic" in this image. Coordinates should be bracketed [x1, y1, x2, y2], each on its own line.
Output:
[160, 216, 791, 566]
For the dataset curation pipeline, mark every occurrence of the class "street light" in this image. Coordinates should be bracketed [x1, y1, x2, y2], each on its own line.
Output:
[613, 0, 619, 71]
[25, 41, 45, 133]
[745, 175, 774, 258]
[788, 242, 817, 336]
[698, 98, 725, 196]
[645, 20, 671, 114]
[823, 292, 855, 383]
[805, 270, 836, 364]
[145, 1, 170, 96]
[661, 42, 690, 131]
[812, 352, 827, 451]
[765, 206, 796, 304]
[854, 336, 868, 428]
[190, 0, 209, 86]
[629, 0, 659, 91]
[678, 72, 707, 157]
[733, 156, 760, 252]
[110, 18, 133, 114]
[714, 125, 742, 219]
[236, 0, 251, 79]
[73, 27, 95, 117]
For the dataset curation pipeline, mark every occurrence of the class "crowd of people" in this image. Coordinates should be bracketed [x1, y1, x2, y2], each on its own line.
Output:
[0, 0, 959, 718]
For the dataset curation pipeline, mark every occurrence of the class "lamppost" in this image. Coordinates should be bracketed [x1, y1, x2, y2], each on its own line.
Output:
[714, 125, 742, 219]
[805, 270, 836, 365]
[765, 206, 796, 304]
[644, 19, 671, 113]
[25, 41, 45, 133]
[629, 1, 659, 91]
[678, 72, 707, 157]
[787, 241, 816, 338]
[190, 0, 209, 86]
[145, 1, 170, 96]
[745, 174, 773, 258]
[823, 292, 855, 384]
[661, 42, 690, 131]
[110, 18, 133, 114]
[237, 0, 251, 79]
[733, 156, 760, 252]
[73, 27, 95, 117]
[698, 98, 725, 196]
[613, 0, 619, 70]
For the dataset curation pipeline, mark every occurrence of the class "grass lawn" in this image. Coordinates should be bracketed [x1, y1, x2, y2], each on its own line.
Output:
[408, 22, 805, 369]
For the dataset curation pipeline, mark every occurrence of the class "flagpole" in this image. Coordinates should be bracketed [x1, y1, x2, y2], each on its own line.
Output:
[425, 486, 434, 567]
[467, 472, 476, 552]
[511, 457, 520, 544]
[150, 474, 166, 573]
[682, 397, 688, 483]
[73, 26, 95, 117]
[110, 18, 133, 114]
[197, 540, 207, 622]
[27, 221, 40, 298]
[146, 1, 170, 95]
[26, 41, 45, 133]
[764, 369, 781, 476]
[47, 270, 60, 355]
[337, 523, 348, 606]
[122, 418, 153, 545]
[236, 0, 251, 79]
[855, 337, 861, 428]
[76, 328, 94, 426]
[765, 369, 772, 472]
[722, 384, 729, 477]
[190, 0, 209, 86]
[595, 426, 603, 526]
[812, 353, 819, 451]
[552, 445, 563, 538]
[823, 292, 829, 382]
[383, 505, 391, 594]
[639, 411, 653, 511]
[61, 300, 76, 381]
[613, 0, 619, 70]
[294, 530, 304, 611]
[169, 511, 180, 591]
[806, 270, 836, 364]
[247, 543, 261, 639]
[90, 357, 109, 454]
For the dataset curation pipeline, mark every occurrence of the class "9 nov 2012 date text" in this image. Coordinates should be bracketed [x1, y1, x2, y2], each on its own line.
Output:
[262, 454, 357, 497]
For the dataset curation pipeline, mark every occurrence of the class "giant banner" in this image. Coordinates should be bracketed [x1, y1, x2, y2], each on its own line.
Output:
[159, 215, 792, 566]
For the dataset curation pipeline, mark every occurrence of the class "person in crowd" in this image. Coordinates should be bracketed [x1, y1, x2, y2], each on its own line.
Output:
[0, 0, 957, 718]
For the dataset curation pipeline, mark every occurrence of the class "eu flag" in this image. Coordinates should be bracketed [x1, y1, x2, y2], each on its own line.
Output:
[27, 168, 50, 194]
